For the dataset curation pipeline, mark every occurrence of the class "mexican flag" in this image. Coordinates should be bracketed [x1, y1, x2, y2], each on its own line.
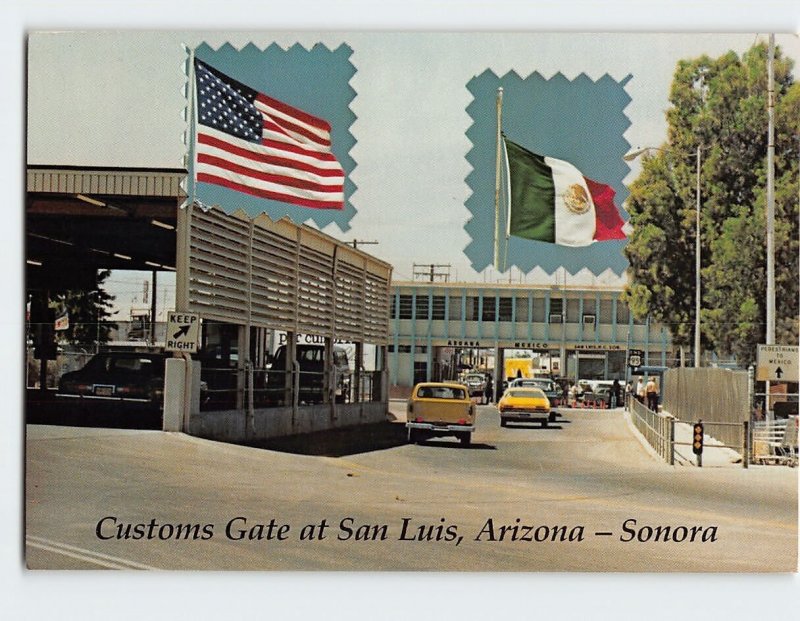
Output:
[504, 137, 629, 247]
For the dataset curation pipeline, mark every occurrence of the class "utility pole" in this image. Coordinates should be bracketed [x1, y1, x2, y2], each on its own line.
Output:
[350, 240, 378, 251]
[412, 263, 451, 283]
[694, 143, 702, 368]
[765, 34, 776, 419]
[766, 33, 776, 345]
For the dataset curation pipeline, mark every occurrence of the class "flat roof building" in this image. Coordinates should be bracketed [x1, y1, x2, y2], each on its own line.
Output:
[389, 280, 672, 394]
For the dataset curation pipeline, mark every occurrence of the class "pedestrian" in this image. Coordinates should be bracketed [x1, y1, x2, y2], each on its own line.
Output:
[611, 378, 621, 408]
[484, 374, 493, 405]
[569, 382, 579, 408]
[636, 377, 645, 404]
[624, 381, 632, 409]
[645, 377, 659, 411]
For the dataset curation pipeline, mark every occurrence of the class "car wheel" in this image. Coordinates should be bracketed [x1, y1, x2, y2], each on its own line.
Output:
[460, 433, 472, 446]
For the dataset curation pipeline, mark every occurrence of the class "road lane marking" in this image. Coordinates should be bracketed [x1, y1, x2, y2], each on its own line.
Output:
[26, 535, 159, 570]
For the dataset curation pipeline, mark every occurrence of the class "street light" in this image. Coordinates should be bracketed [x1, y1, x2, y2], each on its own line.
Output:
[624, 145, 703, 368]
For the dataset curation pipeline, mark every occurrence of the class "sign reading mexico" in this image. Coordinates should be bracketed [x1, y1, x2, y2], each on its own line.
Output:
[165, 312, 201, 353]
[756, 344, 799, 382]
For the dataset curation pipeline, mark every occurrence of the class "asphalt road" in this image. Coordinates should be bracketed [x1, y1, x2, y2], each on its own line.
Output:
[25, 405, 798, 571]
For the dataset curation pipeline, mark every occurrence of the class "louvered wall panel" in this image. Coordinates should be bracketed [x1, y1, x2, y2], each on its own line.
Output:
[334, 262, 364, 341]
[250, 227, 298, 331]
[188, 208, 250, 325]
[363, 272, 390, 341]
[185, 205, 391, 344]
[296, 244, 334, 336]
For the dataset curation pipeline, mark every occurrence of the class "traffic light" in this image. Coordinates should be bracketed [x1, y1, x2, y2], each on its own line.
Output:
[692, 422, 704, 455]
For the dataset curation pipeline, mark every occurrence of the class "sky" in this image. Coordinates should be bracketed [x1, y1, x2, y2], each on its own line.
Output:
[26, 30, 800, 311]
[8, 1, 800, 619]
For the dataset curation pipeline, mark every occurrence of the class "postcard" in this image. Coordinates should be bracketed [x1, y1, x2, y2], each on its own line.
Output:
[22, 27, 799, 593]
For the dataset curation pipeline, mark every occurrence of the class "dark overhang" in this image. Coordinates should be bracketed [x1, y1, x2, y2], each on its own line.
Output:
[26, 167, 185, 290]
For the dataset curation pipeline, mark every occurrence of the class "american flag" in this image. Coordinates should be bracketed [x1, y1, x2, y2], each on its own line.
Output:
[193, 59, 345, 210]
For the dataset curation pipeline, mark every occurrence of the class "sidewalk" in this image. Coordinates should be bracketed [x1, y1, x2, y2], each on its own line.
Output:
[671, 419, 743, 467]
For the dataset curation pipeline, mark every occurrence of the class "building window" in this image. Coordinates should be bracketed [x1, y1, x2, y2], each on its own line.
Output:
[387, 345, 428, 354]
[583, 298, 596, 318]
[398, 295, 413, 319]
[515, 297, 529, 323]
[532, 298, 546, 322]
[465, 296, 477, 321]
[566, 299, 580, 323]
[413, 362, 428, 384]
[599, 299, 613, 324]
[481, 296, 496, 321]
[415, 295, 430, 320]
[432, 296, 446, 320]
[498, 297, 513, 322]
[616, 300, 630, 324]
[448, 295, 462, 320]
[607, 351, 626, 379]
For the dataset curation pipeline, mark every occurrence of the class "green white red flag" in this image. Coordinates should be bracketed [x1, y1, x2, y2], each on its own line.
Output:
[504, 137, 629, 246]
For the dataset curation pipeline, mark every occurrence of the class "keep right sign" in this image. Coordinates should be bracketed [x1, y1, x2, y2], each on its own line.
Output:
[756, 344, 799, 382]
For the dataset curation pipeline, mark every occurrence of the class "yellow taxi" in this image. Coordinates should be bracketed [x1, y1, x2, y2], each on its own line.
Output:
[497, 387, 556, 428]
[406, 382, 476, 446]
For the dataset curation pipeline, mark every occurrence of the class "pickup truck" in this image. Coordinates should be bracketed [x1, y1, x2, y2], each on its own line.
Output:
[406, 382, 476, 446]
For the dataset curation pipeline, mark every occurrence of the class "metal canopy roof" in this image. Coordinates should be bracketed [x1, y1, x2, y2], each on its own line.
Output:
[26, 167, 184, 291]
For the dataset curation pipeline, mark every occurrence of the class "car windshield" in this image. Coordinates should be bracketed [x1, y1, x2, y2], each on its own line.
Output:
[111, 357, 156, 372]
[514, 379, 553, 390]
[508, 388, 545, 399]
[81, 354, 162, 374]
[417, 386, 466, 400]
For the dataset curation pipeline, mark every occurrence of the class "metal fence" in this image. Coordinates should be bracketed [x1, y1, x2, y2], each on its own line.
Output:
[629, 397, 674, 465]
[199, 364, 385, 412]
[662, 367, 749, 451]
[751, 417, 798, 467]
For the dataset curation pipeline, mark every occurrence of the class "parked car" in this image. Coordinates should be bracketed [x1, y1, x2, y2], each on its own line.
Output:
[266, 344, 351, 405]
[497, 387, 556, 428]
[406, 382, 476, 445]
[591, 385, 613, 408]
[57, 351, 168, 408]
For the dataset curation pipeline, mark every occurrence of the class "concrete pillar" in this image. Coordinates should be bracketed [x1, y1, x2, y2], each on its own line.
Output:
[163, 357, 186, 432]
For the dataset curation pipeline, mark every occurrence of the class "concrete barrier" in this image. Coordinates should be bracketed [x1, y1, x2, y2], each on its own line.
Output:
[188, 401, 388, 443]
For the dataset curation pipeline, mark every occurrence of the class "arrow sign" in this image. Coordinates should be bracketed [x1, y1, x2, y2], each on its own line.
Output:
[173, 325, 191, 339]
[756, 345, 798, 382]
[165, 311, 200, 353]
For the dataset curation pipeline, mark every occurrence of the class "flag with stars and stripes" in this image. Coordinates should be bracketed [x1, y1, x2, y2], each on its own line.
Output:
[193, 58, 345, 210]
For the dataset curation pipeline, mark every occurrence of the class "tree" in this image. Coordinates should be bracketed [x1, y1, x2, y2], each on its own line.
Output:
[622, 42, 798, 367]
[52, 269, 117, 350]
